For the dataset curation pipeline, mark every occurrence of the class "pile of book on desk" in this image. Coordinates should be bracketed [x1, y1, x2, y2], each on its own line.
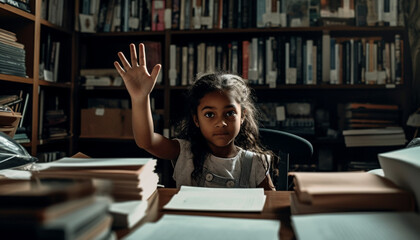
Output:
[291, 146, 420, 240]
[0, 178, 114, 239]
[31, 156, 160, 229]
[289, 171, 415, 215]
[31, 156, 159, 201]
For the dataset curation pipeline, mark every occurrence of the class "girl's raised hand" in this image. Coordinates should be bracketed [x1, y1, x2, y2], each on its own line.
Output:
[114, 43, 161, 101]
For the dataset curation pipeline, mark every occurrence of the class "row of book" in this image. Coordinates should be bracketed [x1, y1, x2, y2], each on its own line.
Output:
[0, 27, 27, 77]
[78, 0, 404, 33]
[39, 34, 61, 83]
[168, 34, 403, 87]
[38, 90, 68, 140]
[41, 0, 67, 27]
[0, 0, 31, 12]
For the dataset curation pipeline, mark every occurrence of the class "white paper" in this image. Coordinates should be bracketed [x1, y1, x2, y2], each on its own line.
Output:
[163, 186, 266, 212]
[292, 212, 420, 240]
[39, 158, 155, 168]
[124, 214, 280, 240]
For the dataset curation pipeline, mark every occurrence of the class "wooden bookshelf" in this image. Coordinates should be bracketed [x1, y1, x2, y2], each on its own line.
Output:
[71, 0, 415, 177]
[0, 1, 76, 160]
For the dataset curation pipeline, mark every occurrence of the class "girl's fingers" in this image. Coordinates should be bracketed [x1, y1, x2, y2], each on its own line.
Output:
[130, 43, 138, 67]
[150, 64, 161, 80]
[114, 61, 125, 76]
[138, 43, 146, 67]
[118, 52, 131, 69]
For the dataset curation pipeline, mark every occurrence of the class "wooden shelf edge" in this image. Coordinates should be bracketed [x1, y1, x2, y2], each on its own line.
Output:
[38, 80, 72, 88]
[0, 3, 34, 21]
[79, 135, 135, 140]
[40, 19, 73, 35]
[0, 74, 33, 84]
[38, 135, 73, 145]
[169, 84, 405, 91]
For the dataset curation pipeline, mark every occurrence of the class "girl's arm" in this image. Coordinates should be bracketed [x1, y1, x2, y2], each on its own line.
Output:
[258, 175, 276, 191]
[114, 43, 180, 160]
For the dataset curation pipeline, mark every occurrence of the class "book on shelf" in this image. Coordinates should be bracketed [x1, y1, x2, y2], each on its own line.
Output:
[31, 157, 159, 201]
[4, 0, 31, 13]
[289, 171, 415, 215]
[0, 27, 27, 77]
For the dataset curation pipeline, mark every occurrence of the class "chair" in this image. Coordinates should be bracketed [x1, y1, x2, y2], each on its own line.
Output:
[259, 128, 314, 190]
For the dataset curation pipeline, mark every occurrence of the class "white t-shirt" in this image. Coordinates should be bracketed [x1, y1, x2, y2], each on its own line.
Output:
[172, 139, 270, 188]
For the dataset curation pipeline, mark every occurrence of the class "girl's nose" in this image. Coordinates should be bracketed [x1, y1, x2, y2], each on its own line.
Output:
[215, 119, 228, 127]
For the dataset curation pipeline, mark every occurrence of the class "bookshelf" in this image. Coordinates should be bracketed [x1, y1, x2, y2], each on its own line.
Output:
[0, 0, 76, 160]
[73, 1, 415, 177]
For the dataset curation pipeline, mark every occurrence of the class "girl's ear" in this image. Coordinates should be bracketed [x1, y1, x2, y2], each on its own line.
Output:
[241, 109, 246, 124]
[193, 114, 200, 127]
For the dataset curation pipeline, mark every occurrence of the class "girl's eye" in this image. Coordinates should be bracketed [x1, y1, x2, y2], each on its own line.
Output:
[226, 111, 237, 117]
[204, 112, 214, 118]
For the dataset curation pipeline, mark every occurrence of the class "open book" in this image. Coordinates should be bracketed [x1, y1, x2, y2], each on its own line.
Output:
[163, 186, 266, 212]
[290, 171, 415, 214]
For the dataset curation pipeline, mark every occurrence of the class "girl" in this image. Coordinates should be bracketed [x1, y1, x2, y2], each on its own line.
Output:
[114, 43, 275, 190]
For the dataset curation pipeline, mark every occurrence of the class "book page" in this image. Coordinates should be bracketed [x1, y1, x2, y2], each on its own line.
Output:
[163, 186, 266, 212]
[39, 158, 155, 168]
[124, 214, 280, 240]
[292, 212, 420, 240]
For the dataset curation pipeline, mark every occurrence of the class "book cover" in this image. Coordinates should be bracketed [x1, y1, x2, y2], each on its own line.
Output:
[291, 171, 415, 211]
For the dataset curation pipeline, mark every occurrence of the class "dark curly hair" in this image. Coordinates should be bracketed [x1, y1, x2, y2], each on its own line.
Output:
[176, 72, 272, 182]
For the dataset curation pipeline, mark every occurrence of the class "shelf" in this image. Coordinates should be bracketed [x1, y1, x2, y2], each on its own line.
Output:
[169, 84, 405, 91]
[79, 31, 165, 38]
[169, 26, 405, 35]
[82, 84, 164, 91]
[38, 135, 73, 145]
[40, 19, 73, 35]
[0, 3, 34, 21]
[0, 74, 33, 84]
[38, 80, 72, 88]
[79, 136, 135, 141]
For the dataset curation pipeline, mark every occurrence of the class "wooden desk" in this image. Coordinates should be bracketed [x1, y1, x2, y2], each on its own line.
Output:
[117, 188, 295, 240]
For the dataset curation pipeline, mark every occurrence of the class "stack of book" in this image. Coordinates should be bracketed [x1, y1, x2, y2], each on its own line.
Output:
[289, 171, 415, 215]
[340, 103, 400, 130]
[0, 28, 26, 77]
[0, 178, 113, 239]
[31, 157, 159, 201]
[342, 127, 406, 147]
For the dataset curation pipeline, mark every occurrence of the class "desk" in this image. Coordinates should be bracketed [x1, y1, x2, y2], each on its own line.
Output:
[116, 188, 294, 240]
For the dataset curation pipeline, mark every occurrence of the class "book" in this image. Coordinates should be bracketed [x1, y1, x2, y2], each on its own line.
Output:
[0, 178, 95, 208]
[109, 199, 148, 228]
[124, 214, 280, 240]
[378, 146, 420, 211]
[290, 171, 415, 213]
[0, 196, 112, 240]
[292, 212, 420, 240]
[32, 158, 159, 200]
[163, 186, 266, 212]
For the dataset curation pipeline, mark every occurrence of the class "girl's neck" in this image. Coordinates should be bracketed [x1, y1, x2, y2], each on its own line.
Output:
[209, 144, 239, 158]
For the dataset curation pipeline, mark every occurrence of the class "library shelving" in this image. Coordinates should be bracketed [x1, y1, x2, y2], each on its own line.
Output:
[0, 0, 76, 161]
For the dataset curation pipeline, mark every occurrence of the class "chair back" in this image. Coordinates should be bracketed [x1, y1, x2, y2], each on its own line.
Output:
[259, 128, 313, 190]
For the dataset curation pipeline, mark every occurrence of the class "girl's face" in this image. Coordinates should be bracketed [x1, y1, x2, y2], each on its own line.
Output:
[193, 90, 244, 157]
